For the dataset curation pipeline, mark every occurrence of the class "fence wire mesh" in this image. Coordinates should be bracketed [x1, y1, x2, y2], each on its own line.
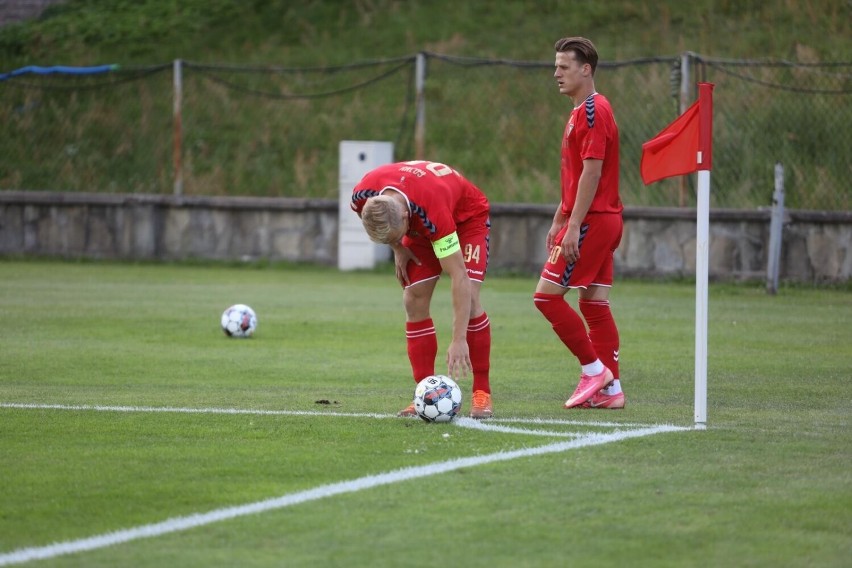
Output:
[1, 53, 849, 210]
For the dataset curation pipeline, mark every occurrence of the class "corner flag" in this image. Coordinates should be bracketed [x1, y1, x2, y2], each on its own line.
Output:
[641, 82, 715, 429]
[641, 82, 715, 184]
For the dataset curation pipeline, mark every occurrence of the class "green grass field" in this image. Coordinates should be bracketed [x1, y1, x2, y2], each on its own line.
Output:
[0, 260, 849, 567]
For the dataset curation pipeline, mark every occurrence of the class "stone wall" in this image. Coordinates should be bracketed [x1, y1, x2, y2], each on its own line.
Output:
[1, 191, 850, 283]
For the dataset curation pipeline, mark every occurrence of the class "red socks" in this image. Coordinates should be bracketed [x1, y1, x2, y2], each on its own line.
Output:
[467, 312, 491, 394]
[406, 318, 437, 382]
[579, 299, 620, 378]
[406, 314, 492, 394]
[534, 293, 598, 365]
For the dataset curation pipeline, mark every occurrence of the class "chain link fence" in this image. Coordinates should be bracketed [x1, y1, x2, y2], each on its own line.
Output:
[1, 53, 849, 210]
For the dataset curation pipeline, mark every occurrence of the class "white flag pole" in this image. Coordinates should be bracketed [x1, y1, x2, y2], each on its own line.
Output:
[642, 80, 714, 429]
[694, 168, 710, 429]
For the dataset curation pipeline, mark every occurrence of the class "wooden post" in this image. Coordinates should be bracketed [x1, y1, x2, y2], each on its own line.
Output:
[172, 59, 183, 196]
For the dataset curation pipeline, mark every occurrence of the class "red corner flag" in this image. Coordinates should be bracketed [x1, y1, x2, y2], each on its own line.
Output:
[641, 82, 715, 185]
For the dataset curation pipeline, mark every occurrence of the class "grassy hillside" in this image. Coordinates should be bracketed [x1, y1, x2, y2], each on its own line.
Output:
[2, 0, 849, 68]
[1, 1, 850, 208]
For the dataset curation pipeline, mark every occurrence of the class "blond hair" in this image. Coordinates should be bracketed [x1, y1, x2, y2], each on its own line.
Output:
[360, 195, 406, 244]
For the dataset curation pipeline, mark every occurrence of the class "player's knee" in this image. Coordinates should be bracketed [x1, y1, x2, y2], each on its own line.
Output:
[533, 292, 561, 319]
[469, 294, 484, 317]
[403, 293, 430, 320]
[533, 292, 547, 313]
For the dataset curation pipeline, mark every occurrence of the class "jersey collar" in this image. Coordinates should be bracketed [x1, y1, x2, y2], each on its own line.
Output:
[379, 186, 413, 217]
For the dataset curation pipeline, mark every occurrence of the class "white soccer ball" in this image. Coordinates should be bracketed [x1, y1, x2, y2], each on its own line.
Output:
[220, 304, 257, 338]
[414, 375, 463, 423]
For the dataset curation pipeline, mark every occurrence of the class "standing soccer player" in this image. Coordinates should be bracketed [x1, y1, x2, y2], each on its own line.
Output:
[533, 37, 625, 409]
[351, 160, 493, 419]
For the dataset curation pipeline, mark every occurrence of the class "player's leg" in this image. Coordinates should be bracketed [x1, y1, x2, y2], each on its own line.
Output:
[579, 286, 618, 377]
[533, 222, 612, 408]
[460, 214, 493, 418]
[403, 276, 439, 384]
[533, 225, 600, 370]
[578, 286, 624, 409]
[577, 214, 625, 408]
[466, 279, 493, 418]
[534, 277, 599, 366]
[394, 238, 441, 417]
[401, 237, 442, 382]
[467, 280, 490, 392]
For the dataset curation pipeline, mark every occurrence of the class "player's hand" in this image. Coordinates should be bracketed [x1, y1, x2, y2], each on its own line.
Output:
[561, 225, 581, 264]
[546, 213, 567, 251]
[446, 339, 471, 382]
[392, 246, 420, 286]
[546, 224, 561, 251]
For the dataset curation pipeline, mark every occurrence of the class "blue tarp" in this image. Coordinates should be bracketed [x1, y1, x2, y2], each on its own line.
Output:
[0, 64, 119, 82]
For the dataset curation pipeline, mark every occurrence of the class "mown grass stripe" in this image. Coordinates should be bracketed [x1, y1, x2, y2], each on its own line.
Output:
[0, 424, 684, 566]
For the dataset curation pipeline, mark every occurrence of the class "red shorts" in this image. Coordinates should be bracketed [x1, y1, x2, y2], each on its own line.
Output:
[402, 213, 490, 288]
[540, 213, 623, 288]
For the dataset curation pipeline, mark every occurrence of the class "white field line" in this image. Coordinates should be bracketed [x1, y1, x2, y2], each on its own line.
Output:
[0, 402, 689, 565]
[453, 417, 584, 438]
[488, 416, 657, 428]
[0, 422, 686, 566]
[0, 402, 394, 420]
[0, 402, 658, 429]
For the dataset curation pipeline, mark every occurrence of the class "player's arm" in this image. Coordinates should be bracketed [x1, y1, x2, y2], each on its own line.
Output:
[351, 194, 365, 217]
[389, 241, 420, 286]
[434, 233, 472, 381]
[547, 205, 568, 252]
[561, 158, 602, 263]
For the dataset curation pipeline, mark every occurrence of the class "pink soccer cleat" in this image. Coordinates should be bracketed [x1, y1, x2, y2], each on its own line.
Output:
[564, 367, 614, 409]
[581, 390, 625, 409]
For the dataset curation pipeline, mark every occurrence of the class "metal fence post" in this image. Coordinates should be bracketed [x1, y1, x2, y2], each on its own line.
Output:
[414, 52, 426, 160]
[678, 52, 693, 207]
[767, 162, 785, 294]
[173, 59, 183, 196]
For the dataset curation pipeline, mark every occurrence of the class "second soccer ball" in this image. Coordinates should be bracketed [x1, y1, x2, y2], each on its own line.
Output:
[220, 304, 258, 338]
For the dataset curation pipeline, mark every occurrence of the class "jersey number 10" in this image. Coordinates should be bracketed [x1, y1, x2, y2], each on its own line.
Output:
[403, 160, 455, 177]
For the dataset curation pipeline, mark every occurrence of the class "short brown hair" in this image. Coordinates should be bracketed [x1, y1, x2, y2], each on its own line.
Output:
[554, 37, 599, 74]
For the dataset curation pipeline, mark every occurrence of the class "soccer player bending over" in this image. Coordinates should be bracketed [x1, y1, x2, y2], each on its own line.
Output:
[351, 160, 494, 419]
[534, 37, 626, 409]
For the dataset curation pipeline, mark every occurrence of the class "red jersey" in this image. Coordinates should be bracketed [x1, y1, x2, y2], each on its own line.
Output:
[351, 161, 490, 242]
[560, 92, 622, 216]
